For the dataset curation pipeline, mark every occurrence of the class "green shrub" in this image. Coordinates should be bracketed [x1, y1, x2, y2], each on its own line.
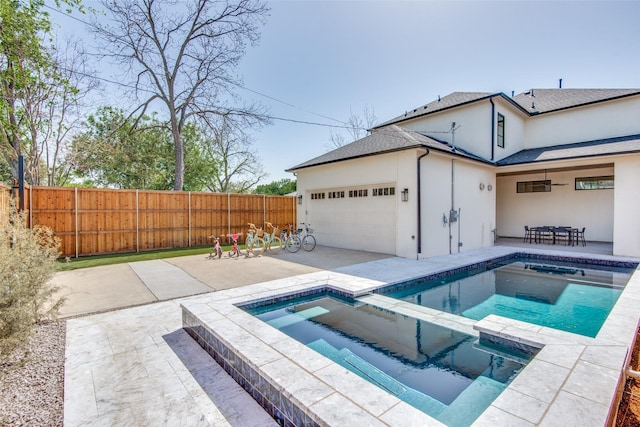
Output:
[0, 203, 63, 358]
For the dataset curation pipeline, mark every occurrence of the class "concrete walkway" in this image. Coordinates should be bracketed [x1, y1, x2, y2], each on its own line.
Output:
[52, 246, 391, 318]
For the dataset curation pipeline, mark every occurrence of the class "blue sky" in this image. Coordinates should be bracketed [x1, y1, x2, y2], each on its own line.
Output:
[52, 1, 640, 184]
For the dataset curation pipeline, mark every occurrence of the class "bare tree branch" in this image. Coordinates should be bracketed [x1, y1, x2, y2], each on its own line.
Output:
[92, 0, 269, 190]
[327, 104, 378, 149]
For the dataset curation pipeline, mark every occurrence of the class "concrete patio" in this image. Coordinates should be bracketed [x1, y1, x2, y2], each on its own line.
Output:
[62, 243, 638, 426]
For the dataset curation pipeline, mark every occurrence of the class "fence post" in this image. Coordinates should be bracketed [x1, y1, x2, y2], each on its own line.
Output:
[29, 185, 32, 229]
[188, 191, 192, 247]
[136, 189, 139, 253]
[75, 187, 79, 259]
[263, 194, 266, 226]
[227, 193, 231, 236]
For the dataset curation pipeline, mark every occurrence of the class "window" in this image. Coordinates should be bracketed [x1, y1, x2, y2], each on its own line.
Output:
[372, 187, 395, 197]
[311, 192, 325, 200]
[497, 113, 505, 148]
[575, 176, 614, 190]
[349, 189, 368, 198]
[328, 191, 345, 199]
[517, 180, 550, 193]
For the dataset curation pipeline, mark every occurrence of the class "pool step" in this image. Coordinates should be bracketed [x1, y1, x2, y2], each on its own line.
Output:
[307, 339, 447, 417]
[308, 339, 406, 395]
[438, 375, 505, 426]
[267, 306, 329, 329]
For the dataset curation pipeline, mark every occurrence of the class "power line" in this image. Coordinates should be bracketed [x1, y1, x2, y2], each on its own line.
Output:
[45, 2, 351, 128]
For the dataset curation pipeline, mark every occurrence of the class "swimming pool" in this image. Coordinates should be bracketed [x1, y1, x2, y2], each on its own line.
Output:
[245, 292, 534, 426]
[380, 256, 636, 337]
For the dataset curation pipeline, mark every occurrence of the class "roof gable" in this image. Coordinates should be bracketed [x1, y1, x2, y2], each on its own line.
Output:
[512, 89, 640, 114]
[286, 125, 485, 172]
[374, 89, 640, 128]
[374, 92, 496, 128]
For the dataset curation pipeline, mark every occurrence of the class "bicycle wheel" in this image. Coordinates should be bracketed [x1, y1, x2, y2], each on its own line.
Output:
[285, 235, 301, 253]
[249, 237, 266, 256]
[302, 235, 316, 251]
[267, 236, 282, 254]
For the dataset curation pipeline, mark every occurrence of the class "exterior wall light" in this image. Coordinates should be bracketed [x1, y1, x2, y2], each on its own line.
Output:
[401, 188, 409, 202]
[297, 195, 303, 205]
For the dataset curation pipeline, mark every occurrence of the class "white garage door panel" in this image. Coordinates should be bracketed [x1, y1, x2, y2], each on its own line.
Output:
[308, 198, 396, 254]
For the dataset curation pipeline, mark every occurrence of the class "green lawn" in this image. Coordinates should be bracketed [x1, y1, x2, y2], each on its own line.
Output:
[56, 245, 233, 271]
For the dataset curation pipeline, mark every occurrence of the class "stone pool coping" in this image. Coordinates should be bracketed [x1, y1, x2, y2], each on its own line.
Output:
[181, 246, 640, 426]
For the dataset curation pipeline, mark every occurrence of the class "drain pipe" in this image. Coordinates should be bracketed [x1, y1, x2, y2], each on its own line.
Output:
[417, 148, 430, 258]
[489, 98, 495, 161]
[628, 367, 640, 380]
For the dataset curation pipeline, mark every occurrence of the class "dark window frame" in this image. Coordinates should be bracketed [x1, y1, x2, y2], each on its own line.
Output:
[497, 113, 505, 148]
[575, 176, 614, 190]
[517, 180, 550, 193]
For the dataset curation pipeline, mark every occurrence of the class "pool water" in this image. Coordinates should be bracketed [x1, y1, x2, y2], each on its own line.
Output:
[383, 259, 635, 337]
[247, 293, 534, 426]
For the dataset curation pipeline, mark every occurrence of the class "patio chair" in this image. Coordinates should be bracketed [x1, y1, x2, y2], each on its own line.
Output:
[576, 227, 586, 246]
[536, 226, 553, 244]
[553, 227, 570, 245]
[523, 226, 533, 243]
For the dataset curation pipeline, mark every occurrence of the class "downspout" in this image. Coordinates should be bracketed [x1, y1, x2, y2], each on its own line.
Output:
[489, 97, 495, 161]
[417, 148, 430, 258]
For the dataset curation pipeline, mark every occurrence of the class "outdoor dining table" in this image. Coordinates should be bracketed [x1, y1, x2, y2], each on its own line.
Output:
[529, 226, 579, 246]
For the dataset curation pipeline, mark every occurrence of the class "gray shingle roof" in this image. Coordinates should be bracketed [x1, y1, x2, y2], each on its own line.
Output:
[497, 134, 640, 166]
[512, 89, 640, 114]
[286, 125, 486, 172]
[374, 89, 640, 128]
[374, 92, 494, 128]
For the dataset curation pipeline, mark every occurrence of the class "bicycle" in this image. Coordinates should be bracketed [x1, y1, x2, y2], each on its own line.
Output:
[245, 223, 266, 257]
[226, 232, 243, 257]
[282, 223, 302, 253]
[263, 222, 282, 255]
[207, 235, 222, 259]
[298, 222, 316, 251]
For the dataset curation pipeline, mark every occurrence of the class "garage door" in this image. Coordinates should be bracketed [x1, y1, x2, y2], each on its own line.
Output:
[303, 186, 397, 255]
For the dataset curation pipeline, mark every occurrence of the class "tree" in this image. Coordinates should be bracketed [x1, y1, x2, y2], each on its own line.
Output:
[70, 107, 175, 189]
[199, 116, 266, 193]
[254, 178, 296, 195]
[40, 40, 99, 187]
[327, 105, 378, 149]
[0, 0, 84, 184]
[92, 0, 270, 191]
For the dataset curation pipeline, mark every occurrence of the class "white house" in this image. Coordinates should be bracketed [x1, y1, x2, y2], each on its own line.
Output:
[287, 89, 640, 259]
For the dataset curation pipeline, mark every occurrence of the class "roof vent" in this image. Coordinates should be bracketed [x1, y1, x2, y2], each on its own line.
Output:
[511, 90, 514, 97]
[423, 105, 428, 109]
[531, 102, 536, 109]
[438, 95, 441, 102]
[404, 111, 407, 117]
[413, 109, 417, 113]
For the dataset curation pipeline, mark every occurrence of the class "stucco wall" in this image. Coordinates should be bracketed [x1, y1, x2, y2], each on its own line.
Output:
[420, 153, 496, 258]
[524, 96, 640, 148]
[401, 103, 494, 159]
[492, 97, 527, 162]
[613, 155, 640, 256]
[496, 166, 615, 242]
[400, 97, 530, 163]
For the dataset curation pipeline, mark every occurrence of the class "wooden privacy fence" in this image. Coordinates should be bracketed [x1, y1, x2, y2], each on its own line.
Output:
[22, 186, 297, 258]
[0, 183, 10, 224]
